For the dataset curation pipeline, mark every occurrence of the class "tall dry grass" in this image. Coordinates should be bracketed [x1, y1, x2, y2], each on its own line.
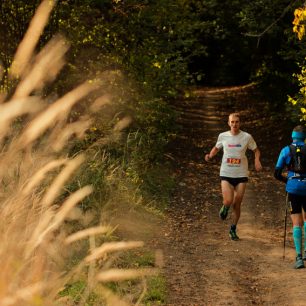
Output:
[0, 1, 157, 305]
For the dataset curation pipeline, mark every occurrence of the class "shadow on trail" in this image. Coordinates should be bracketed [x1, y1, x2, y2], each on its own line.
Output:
[160, 87, 306, 306]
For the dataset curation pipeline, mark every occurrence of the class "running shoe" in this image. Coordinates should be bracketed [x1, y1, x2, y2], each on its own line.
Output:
[219, 205, 229, 220]
[229, 228, 239, 241]
[303, 250, 306, 261]
[294, 254, 305, 269]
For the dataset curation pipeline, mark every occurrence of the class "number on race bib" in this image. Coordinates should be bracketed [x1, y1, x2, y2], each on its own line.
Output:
[227, 158, 241, 165]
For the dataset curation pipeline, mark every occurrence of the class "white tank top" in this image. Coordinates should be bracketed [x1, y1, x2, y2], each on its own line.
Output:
[215, 130, 257, 178]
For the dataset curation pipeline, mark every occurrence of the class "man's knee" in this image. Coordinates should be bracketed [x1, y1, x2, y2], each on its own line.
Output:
[234, 195, 243, 204]
[223, 199, 232, 206]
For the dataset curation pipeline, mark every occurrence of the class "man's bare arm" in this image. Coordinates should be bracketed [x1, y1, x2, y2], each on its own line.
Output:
[253, 148, 262, 171]
[205, 146, 219, 162]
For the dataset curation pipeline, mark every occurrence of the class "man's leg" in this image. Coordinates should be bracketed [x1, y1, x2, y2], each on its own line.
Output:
[232, 182, 247, 225]
[227, 183, 246, 240]
[291, 213, 304, 269]
[219, 180, 234, 220]
[303, 209, 306, 260]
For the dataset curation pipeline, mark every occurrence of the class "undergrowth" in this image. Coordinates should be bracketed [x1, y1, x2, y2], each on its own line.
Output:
[0, 1, 177, 305]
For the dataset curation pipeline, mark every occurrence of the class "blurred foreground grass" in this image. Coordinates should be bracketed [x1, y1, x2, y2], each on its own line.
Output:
[0, 1, 176, 305]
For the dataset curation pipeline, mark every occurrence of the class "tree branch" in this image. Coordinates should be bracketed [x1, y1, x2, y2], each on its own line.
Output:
[242, 0, 296, 47]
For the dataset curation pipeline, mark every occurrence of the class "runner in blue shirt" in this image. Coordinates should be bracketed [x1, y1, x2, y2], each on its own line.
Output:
[275, 125, 306, 269]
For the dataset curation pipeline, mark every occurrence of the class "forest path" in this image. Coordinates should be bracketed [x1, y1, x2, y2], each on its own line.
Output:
[158, 87, 306, 305]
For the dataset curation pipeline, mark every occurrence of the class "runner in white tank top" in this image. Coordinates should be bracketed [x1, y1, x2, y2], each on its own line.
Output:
[205, 113, 262, 240]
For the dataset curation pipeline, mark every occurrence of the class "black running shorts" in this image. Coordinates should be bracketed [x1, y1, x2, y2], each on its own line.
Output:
[288, 193, 306, 214]
[220, 176, 248, 187]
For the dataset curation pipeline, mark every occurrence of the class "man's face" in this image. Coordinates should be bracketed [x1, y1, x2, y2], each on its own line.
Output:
[228, 115, 240, 131]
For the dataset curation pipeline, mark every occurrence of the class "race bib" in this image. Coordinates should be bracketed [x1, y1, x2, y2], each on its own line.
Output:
[227, 158, 241, 165]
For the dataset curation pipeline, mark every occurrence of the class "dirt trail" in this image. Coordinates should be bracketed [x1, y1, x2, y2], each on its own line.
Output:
[159, 87, 306, 305]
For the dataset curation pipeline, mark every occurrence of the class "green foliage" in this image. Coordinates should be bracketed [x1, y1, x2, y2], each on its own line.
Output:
[143, 275, 167, 305]
[0, 0, 212, 95]
[140, 164, 176, 211]
[119, 250, 155, 268]
[0, 2, 177, 304]
[54, 0, 205, 96]
[59, 280, 102, 305]
[285, 5, 306, 121]
[131, 98, 178, 161]
[106, 250, 166, 305]
[59, 280, 87, 302]
[0, 2, 37, 66]
[1, 0, 306, 102]
[288, 61, 306, 121]
[236, 0, 304, 104]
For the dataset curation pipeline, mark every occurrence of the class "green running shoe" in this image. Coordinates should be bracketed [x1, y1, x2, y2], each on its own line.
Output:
[229, 228, 239, 241]
[219, 205, 229, 220]
[294, 255, 304, 269]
